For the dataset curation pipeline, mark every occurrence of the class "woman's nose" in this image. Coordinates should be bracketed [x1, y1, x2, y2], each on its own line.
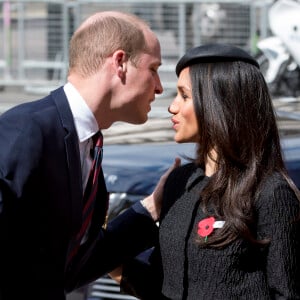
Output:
[168, 100, 178, 114]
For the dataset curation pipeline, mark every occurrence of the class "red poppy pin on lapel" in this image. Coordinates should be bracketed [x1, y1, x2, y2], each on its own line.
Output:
[197, 217, 225, 242]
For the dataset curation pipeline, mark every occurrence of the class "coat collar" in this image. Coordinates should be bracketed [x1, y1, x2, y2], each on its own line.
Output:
[186, 166, 206, 191]
[51, 87, 83, 232]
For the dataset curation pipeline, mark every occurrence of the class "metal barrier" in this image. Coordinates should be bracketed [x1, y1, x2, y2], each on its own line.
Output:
[0, 0, 271, 94]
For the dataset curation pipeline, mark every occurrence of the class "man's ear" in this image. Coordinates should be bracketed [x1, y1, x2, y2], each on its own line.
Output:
[113, 50, 127, 81]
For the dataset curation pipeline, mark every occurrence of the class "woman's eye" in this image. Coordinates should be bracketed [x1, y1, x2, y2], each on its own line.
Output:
[181, 93, 188, 100]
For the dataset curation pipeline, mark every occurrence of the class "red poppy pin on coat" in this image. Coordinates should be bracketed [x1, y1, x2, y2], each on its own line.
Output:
[197, 217, 225, 242]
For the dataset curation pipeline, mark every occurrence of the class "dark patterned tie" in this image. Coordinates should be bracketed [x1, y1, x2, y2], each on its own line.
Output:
[67, 131, 103, 264]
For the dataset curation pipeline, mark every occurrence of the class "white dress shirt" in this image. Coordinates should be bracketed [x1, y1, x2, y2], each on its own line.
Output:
[63, 82, 99, 192]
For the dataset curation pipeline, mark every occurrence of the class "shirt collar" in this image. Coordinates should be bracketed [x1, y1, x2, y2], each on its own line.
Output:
[64, 82, 99, 142]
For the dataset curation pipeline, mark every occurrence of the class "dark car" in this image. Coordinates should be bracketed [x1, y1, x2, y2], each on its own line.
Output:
[103, 142, 196, 220]
[81, 135, 300, 300]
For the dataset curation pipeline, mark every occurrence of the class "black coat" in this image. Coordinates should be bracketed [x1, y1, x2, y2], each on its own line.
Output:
[122, 163, 300, 299]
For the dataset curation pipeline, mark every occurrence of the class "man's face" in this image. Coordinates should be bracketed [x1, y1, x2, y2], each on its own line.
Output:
[117, 32, 163, 124]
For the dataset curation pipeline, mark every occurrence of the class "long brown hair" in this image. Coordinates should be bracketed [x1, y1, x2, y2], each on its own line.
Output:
[190, 61, 300, 247]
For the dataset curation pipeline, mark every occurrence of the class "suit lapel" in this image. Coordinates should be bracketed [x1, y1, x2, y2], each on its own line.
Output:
[51, 87, 83, 233]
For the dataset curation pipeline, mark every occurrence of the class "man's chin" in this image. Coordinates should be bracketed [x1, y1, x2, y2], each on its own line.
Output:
[131, 115, 148, 125]
[121, 110, 149, 125]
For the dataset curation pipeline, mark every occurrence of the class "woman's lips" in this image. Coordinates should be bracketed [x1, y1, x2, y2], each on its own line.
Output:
[171, 118, 179, 130]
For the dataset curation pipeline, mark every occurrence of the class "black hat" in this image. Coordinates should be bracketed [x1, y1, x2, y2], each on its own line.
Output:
[176, 43, 259, 76]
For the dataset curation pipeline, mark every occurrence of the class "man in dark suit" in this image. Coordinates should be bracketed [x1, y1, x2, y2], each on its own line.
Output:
[0, 11, 179, 300]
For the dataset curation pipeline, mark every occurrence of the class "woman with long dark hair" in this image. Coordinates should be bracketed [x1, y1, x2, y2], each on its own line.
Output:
[111, 43, 300, 299]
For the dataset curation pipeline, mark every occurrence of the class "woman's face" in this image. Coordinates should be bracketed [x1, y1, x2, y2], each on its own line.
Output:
[169, 67, 199, 143]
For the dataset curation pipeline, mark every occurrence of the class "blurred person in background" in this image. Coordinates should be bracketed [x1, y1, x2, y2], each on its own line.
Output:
[0, 10, 180, 300]
[110, 43, 300, 299]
